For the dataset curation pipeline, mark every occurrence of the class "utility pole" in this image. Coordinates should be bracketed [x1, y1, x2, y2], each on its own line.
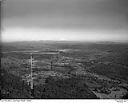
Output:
[30, 53, 34, 97]
[51, 59, 53, 70]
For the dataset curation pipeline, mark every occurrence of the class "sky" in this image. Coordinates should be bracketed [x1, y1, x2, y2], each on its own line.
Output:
[1, 0, 128, 42]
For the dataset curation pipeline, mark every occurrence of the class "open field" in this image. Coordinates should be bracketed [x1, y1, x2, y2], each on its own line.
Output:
[1, 41, 128, 99]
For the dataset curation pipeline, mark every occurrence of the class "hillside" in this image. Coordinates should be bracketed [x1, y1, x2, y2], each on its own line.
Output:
[40, 77, 98, 98]
[1, 69, 31, 98]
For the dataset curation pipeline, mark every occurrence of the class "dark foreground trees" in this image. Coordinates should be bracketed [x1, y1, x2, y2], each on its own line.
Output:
[1, 69, 31, 98]
[122, 93, 128, 99]
[1, 69, 97, 99]
[40, 77, 98, 99]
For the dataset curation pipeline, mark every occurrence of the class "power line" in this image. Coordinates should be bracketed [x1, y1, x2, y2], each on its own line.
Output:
[28, 51, 60, 97]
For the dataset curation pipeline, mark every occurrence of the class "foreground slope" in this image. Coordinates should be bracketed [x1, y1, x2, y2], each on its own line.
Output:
[40, 77, 98, 98]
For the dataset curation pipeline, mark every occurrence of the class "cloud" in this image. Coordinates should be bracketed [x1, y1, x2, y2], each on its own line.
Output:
[3, 0, 128, 29]
[2, 0, 128, 42]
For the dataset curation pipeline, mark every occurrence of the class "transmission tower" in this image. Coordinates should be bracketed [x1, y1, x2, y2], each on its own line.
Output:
[30, 53, 34, 97]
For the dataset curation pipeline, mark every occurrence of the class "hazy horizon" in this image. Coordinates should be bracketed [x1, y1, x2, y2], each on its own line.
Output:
[1, 0, 128, 42]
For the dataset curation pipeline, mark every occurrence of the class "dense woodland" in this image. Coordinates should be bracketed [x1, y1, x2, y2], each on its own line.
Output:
[1, 56, 97, 98]
[1, 69, 97, 98]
